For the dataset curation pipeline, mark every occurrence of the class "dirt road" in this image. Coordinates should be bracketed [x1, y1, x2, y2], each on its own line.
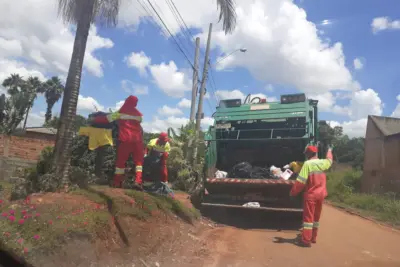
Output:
[197, 205, 400, 267]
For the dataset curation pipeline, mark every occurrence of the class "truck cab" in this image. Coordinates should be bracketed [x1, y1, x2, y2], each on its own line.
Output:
[201, 93, 319, 212]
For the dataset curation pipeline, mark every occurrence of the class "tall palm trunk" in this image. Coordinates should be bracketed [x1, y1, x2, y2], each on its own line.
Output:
[53, 0, 95, 190]
[22, 105, 31, 130]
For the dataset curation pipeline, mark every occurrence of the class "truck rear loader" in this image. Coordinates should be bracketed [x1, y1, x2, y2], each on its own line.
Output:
[200, 93, 319, 213]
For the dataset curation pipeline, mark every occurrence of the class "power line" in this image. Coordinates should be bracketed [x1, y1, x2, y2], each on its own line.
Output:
[145, 0, 195, 69]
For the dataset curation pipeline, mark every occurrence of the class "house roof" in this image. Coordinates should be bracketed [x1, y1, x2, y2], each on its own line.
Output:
[25, 127, 57, 135]
[369, 115, 400, 137]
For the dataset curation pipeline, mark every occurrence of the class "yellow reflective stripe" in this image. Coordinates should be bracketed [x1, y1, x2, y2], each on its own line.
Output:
[115, 168, 125, 174]
[106, 112, 120, 122]
[135, 165, 143, 172]
[296, 175, 307, 184]
[303, 222, 313, 230]
[313, 222, 320, 228]
[119, 114, 142, 122]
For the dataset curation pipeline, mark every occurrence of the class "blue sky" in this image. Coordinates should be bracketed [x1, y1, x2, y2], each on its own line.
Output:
[1, 0, 399, 137]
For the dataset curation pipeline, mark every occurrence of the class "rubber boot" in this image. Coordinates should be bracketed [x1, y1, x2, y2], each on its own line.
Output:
[113, 175, 124, 188]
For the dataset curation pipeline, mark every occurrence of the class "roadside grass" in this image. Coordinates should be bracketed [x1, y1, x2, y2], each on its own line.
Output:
[0, 183, 200, 259]
[326, 170, 400, 227]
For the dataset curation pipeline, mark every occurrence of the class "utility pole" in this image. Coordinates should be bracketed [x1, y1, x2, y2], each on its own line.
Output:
[190, 37, 200, 122]
[193, 23, 212, 164]
[195, 23, 212, 133]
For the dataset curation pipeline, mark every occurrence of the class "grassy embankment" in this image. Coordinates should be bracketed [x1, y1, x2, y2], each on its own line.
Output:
[326, 170, 400, 227]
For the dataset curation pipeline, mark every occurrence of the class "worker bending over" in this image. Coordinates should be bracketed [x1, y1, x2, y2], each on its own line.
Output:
[290, 145, 333, 247]
[92, 95, 144, 190]
[146, 132, 171, 183]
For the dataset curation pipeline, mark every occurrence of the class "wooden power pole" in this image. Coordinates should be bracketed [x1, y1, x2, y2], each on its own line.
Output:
[190, 37, 200, 122]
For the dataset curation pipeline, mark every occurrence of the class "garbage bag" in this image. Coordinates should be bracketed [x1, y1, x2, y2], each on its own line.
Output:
[143, 154, 161, 182]
[228, 162, 253, 179]
[250, 166, 271, 179]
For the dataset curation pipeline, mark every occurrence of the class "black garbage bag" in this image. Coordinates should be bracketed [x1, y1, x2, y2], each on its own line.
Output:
[143, 154, 161, 182]
[228, 162, 253, 179]
[250, 166, 271, 179]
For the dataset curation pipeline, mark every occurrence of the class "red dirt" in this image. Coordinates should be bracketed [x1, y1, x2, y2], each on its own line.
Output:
[198, 205, 400, 267]
[11, 190, 400, 267]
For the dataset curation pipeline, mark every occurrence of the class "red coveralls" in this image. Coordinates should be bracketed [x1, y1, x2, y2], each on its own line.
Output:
[145, 132, 170, 183]
[290, 146, 333, 246]
[93, 95, 144, 188]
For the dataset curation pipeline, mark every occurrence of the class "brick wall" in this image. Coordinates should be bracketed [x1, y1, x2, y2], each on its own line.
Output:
[0, 134, 55, 181]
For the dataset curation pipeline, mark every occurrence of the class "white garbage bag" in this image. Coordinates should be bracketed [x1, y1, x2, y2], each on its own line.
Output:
[242, 202, 260, 208]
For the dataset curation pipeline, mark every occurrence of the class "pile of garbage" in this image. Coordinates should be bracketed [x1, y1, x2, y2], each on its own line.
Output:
[216, 161, 294, 180]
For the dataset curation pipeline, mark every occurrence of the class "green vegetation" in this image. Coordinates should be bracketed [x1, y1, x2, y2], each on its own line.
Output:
[326, 170, 400, 227]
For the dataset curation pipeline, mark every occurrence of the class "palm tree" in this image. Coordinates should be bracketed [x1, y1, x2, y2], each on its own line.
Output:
[22, 76, 42, 130]
[2, 74, 24, 95]
[42, 77, 64, 123]
[54, 0, 237, 189]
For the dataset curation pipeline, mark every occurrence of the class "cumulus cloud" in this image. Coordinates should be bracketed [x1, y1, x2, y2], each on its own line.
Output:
[353, 58, 364, 70]
[26, 111, 46, 127]
[177, 98, 192, 108]
[142, 116, 213, 133]
[77, 95, 105, 112]
[371, 17, 400, 33]
[149, 61, 191, 97]
[124, 51, 151, 76]
[329, 119, 368, 138]
[391, 95, 400, 118]
[157, 105, 183, 116]
[347, 89, 383, 120]
[121, 80, 149, 95]
[0, 1, 113, 80]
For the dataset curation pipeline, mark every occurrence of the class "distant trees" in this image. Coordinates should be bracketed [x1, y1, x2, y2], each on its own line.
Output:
[318, 121, 364, 169]
[0, 74, 64, 134]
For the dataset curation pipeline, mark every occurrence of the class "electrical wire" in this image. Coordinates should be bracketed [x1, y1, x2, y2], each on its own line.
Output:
[145, 0, 195, 69]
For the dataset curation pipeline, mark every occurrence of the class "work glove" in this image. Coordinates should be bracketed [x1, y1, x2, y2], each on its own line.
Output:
[327, 144, 334, 151]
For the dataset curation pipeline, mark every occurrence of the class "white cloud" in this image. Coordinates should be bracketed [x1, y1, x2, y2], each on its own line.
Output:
[77, 95, 105, 112]
[26, 111, 46, 127]
[202, 0, 359, 93]
[149, 61, 191, 97]
[178, 98, 191, 108]
[347, 89, 383, 120]
[124, 51, 151, 76]
[371, 17, 400, 34]
[0, 1, 113, 79]
[157, 105, 183, 116]
[391, 95, 400, 118]
[121, 80, 149, 95]
[142, 116, 213, 133]
[308, 92, 348, 115]
[329, 119, 368, 138]
[353, 58, 363, 70]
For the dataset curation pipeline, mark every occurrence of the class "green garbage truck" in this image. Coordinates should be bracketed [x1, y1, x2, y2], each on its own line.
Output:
[200, 93, 319, 212]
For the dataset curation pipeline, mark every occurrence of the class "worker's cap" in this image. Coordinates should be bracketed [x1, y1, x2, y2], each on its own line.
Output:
[304, 145, 318, 153]
[159, 132, 169, 142]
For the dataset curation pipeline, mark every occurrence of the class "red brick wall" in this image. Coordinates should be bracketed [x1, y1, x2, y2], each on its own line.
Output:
[0, 134, 54, 161]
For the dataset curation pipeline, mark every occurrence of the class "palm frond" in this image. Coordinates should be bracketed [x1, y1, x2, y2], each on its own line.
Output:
[57, 0, 121, 27]
[216, 0, 237, 34]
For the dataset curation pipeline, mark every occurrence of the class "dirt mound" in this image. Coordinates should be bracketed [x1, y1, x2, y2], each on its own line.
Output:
[0, 185, 209, 267]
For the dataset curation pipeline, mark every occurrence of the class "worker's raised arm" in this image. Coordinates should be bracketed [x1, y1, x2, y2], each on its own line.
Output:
[317, 146, 333, 171]
[91, 112, 120, 124]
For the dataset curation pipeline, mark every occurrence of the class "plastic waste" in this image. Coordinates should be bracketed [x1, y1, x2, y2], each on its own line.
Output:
[280, 169, 293, 180]
[270, 165, 282, 178]
[242, 202, 260, 208]
[215, 170, 228, 178]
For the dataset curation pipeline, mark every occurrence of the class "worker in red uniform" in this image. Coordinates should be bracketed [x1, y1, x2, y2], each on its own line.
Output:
[145, 132, 171, 183]
[92, 95, 144, 189]
[290, 145, 333, 247]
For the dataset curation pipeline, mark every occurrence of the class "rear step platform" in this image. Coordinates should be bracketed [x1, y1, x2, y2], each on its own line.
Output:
[201, 202, 303, 212]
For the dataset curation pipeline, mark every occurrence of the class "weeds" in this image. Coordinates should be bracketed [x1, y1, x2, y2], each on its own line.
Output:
[327, 170, 400, 227]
